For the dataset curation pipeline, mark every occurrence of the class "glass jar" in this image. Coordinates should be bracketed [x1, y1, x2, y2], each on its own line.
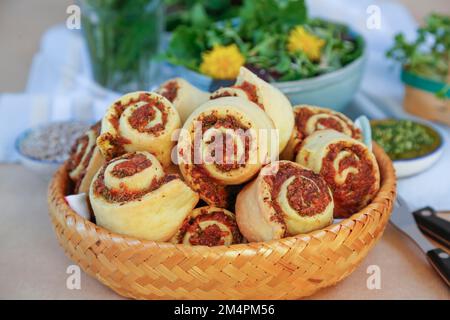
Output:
[79, 0, 164, 93]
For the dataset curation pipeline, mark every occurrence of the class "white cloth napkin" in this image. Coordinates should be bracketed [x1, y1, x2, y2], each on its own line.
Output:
[0, 26, 120, 162]
[65, 193, 92, 220]
[0, 94, 67, 161]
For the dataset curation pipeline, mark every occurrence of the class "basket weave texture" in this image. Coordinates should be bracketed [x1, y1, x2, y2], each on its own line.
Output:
[47, 144, 396, 300]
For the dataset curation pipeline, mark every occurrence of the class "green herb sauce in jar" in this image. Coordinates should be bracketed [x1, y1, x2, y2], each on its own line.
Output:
[370, 119, 441, 160]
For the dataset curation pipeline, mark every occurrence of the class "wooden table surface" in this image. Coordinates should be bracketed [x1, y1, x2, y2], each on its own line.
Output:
[0, 0, 449, 299]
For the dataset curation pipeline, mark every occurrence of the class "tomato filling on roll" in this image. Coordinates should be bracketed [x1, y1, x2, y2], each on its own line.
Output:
[187, 165, 228, 206]
[110, 153, 152, 178]
[321, 143, 378, 214]
[68, 122, 100, 172]
[68, 122, 101, 192]
[176, 209, 242, 246]
[184, 113, 252, 206]
[294, 107, 359, 143]
[127, 101, 168, 135]
[210, 90, 238, 100]
[93, 153, 176, 203]
[264, 162, 332, 225]
[210, 81, 264, 109]
[235, 81, 262, 109]
[158, 80, 179, 102]
[68, 135, 89, 172]
[100, 93, 173, 161]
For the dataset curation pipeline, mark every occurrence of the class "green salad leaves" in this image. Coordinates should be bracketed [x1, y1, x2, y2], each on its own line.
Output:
[164, 0, 364, 81]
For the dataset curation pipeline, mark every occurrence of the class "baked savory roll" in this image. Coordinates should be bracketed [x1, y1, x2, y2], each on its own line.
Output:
[236, 161, 334, 242]
[177, 96, 276, 208]
[281, 105, 361, 160]
[171, 206, 243, 246]
[67, 122, 104, 194]
[210, 67, 294, 153]
[156, 78, 209, 123]
[97, 91, 181, 167]
[89, 151, 199, 241]
[296, 129, 380, 218]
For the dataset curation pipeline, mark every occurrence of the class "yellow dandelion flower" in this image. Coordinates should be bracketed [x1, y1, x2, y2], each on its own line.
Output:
[199, 44, 245, 80]
[287, 26, 325, 61]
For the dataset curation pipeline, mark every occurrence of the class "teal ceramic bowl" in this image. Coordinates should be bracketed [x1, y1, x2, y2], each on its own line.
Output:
[274, 52, 366, 111]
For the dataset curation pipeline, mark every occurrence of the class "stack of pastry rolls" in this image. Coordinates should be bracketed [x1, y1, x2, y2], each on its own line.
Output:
[66, 67, 380, 246]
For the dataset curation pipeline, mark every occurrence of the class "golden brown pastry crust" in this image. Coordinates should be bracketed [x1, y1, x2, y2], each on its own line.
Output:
[97, 91, 181, 167]
[156, 78, 209, 123]
[281, 105, 361, 161]
[236, 160, 334, 242]
[296, 129, 380, 218]
[210, 67, 294, 153]
[89, 151, 199, 241]
[171, 206, 243, 246]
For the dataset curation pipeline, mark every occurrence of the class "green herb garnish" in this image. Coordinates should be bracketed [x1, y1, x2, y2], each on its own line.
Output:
[386, 13, 449, 84]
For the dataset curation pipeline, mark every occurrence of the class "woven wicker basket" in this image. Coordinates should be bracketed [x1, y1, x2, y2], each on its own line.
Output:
[47, 144, 396, 300]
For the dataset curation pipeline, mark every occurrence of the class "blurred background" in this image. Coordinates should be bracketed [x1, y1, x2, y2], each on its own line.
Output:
[0, 0, 448, 91]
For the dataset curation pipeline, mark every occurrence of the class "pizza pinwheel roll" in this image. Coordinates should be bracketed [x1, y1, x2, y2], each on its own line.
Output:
[89, 151, 199, 241]
[236, 161, 334, 242]
[296, 129, 380, 218]
[177, 96, 275, 208]
[97, 91, 181, 167]
[68, 122, 104, 194]
[171, 206, 243, 246]
[210, 67, 294, 153]
[156, 78, 209, 123]
[281, 105, 361, 160]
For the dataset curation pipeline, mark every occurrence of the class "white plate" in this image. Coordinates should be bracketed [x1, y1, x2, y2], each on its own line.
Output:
[394, 145, 444, 178]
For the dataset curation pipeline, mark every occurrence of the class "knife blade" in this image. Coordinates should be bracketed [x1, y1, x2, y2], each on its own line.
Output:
[390, 196, 450, 287]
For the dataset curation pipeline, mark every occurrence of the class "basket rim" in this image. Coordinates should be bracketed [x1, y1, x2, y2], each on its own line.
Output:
[48, 143, 396, 252]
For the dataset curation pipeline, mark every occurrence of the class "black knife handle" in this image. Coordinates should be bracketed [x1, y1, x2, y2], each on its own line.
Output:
[413, 207, 450, 249]
[426, 248, 450, 287]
